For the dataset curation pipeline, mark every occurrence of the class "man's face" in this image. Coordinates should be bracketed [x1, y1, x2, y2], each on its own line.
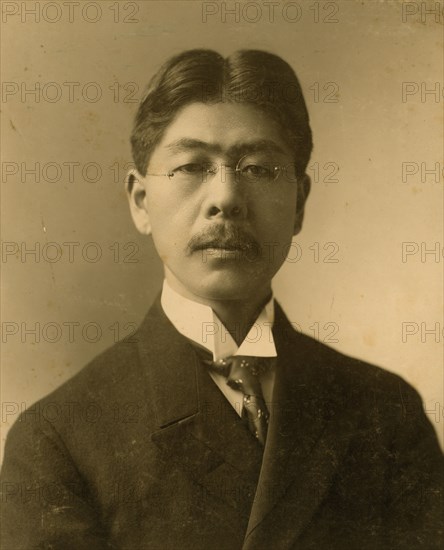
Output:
[127, 102, 309, 303]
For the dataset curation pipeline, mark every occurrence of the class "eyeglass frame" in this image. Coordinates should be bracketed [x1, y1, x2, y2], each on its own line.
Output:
[145, 154, 293, 183]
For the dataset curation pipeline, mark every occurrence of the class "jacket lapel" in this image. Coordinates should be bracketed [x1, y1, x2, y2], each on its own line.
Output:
[243, 303, 360, 549]
[137, 297, 358, 548]
[138, 297, 264, 520]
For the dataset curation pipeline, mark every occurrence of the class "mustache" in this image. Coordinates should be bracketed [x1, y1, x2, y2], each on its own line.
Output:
[187, 225, 262, 256]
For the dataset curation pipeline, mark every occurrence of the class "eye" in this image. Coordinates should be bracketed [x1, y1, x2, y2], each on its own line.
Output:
[174, 163, 205, 175]
[241, 164, 272, 179]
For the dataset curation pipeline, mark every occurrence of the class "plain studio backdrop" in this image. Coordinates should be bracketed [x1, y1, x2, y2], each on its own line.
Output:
[1, 0, 443, 459]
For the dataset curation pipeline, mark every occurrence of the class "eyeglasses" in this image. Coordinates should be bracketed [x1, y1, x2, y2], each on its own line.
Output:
[146, 154, 288, 185]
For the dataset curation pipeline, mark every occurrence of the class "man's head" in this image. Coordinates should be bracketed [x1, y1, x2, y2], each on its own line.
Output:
[126, 49, 313, 303]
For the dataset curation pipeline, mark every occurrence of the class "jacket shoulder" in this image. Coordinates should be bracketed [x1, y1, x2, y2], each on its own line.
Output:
[308, 331, 409, 386]
[44, 337, 141, 406]
[276, 307, 423, 407]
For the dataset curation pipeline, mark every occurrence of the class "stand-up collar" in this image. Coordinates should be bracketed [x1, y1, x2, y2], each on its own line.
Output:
[160, 280, 277, 361]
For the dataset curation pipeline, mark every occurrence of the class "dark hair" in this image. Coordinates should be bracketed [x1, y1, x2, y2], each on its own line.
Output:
[130, 49, 313, 177]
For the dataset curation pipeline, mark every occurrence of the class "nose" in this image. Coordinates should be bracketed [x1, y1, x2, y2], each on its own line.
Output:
[203, 165, 247, 220]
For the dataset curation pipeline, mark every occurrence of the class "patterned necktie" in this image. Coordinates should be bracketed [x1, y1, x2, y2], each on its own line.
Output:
[204, 354, 271, 446]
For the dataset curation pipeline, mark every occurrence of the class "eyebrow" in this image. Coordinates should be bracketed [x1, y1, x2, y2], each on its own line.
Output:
[164, 138, 287, 157]
[165, 138, 219, 154]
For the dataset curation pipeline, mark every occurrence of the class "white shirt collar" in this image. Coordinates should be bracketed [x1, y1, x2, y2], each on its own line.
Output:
[160, 280, 276, 361]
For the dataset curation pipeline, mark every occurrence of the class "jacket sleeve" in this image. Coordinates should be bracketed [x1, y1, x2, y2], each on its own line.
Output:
[383, 382, 444, 549]
[1, 413, 113, 550]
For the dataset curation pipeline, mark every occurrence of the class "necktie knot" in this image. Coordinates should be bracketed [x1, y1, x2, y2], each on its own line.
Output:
[205, 354, 271, 446]
[209, 355, 270, 381]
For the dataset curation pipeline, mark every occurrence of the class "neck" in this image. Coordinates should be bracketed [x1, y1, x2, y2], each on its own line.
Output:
[207, 296, 271, 346]
[164, 272, 272, 346]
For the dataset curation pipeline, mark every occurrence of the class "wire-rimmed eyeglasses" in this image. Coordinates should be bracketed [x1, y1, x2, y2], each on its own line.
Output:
[146, 154, 287, 184]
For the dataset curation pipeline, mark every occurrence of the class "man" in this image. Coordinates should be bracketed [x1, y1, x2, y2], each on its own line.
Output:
[1, 49, 443, 549]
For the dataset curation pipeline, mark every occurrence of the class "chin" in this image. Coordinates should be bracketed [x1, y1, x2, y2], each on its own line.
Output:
[191, 269, 269, 302]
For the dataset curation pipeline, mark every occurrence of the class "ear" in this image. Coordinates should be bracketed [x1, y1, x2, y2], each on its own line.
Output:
[125, 169, 152, 235]
[293, 174, 311, 236]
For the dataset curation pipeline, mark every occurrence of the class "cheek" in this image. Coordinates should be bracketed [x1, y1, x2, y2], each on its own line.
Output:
[145, 190, 196, 250]
[146, 188, 181, 228]
[256, 191, 297, 231]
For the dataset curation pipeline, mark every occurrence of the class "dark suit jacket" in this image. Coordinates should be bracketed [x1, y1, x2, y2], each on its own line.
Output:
[1, 298, 443, 549]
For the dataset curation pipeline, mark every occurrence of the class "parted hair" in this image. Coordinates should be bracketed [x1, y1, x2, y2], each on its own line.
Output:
[130, 49, 313, 177]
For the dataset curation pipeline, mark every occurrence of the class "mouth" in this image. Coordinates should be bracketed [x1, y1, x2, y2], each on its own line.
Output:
[189, 240, 262, 264]
[186, 225, 262, 259]
[193, 241, 248, 252]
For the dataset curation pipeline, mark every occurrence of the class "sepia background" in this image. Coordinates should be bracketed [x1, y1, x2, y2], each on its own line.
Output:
[1, 0, 443, 458]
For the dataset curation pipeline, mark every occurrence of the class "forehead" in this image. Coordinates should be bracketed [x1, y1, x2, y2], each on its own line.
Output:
[152, 102, 292, 158]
